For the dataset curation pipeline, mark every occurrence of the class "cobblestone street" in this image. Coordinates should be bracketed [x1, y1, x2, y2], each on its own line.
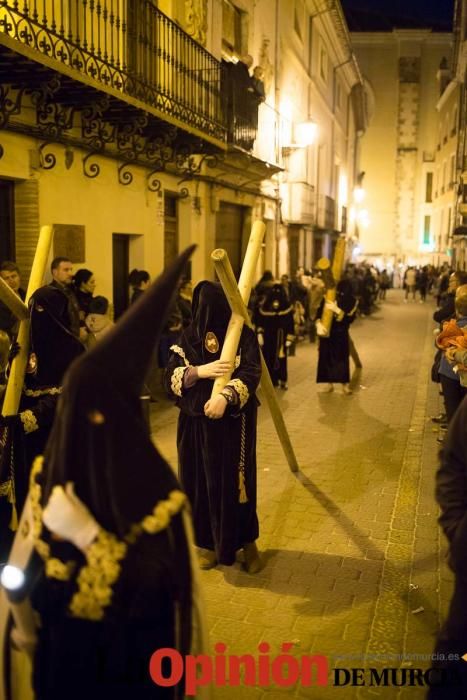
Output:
[151, 289, 453, 699]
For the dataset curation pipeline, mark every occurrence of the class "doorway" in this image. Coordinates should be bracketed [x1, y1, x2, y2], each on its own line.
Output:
[215, 202, 246, 278]
[112, 234, 129, 320]
[0, 180, 15, 261]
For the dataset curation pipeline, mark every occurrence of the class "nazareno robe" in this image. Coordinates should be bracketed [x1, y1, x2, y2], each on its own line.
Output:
[165, 283, 262, 566]
[316, 282, 358, 384]
[21, 249, 198, 700]
[254, 283, 294, 386]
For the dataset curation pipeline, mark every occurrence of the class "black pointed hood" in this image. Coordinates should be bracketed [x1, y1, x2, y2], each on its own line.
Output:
[40, 246, 196, 536]
[82, 246, 196, 398]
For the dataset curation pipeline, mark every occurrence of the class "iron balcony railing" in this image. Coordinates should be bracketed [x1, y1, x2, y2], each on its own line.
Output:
[0, 0, 226, 142]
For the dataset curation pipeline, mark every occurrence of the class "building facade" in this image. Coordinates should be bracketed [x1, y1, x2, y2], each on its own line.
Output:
[0, 0, 366, 311]
[350, 29, 452, 268]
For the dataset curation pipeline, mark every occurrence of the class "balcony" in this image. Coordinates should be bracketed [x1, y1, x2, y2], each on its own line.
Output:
[280, 182, 315, 224]
[316, 194, 336, 230]
[0, 0, 227, 146]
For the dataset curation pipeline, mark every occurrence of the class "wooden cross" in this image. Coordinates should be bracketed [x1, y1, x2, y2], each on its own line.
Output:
[210, 220, 299, 473]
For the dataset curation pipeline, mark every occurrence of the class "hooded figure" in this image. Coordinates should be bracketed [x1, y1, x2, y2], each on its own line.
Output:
[254, 282, 294, 389]
[0, 287, 86, 559]
[316, 278, 358, 393]
[19, 247, 203, 700]
[165, 282, 262, 572]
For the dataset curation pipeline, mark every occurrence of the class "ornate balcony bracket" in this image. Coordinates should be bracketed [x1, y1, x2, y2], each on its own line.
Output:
[38, 142, 57, 170]
[147, 172, 162, 192]
[0, 85, 26, 129]
[118, 162, 134, 186]
[179, 187, 190, 199]
[81, 95, 115, 151]
[115, 114, 148, 161]
[177, 152, 220, 184]
[82, 151, 101, 178]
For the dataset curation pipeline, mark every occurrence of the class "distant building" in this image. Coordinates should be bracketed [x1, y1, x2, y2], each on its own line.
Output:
[350, 28, 452, 267]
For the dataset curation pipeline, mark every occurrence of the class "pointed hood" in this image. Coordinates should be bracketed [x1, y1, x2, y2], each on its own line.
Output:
[40, 246, 196, 536]
[82, 245, 196, 398]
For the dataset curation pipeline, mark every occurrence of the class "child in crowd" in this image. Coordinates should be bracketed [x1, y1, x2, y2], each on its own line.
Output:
[84, 295, 113, 347]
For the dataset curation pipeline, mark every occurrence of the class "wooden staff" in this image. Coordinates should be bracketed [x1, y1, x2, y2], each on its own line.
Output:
[210, 220, 266, 398]
[212, 250, 299, 473]
[0, 279, 28, 323]
[2, 225, 54, 418]
[316, 235, 347, 337]
[0, 225, 54, 700]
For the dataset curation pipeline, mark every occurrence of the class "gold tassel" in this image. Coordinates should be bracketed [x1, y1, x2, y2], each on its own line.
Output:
[1, 479, 18, 531]
[9, 502, 18, 530]
[238, 470, 248, 503]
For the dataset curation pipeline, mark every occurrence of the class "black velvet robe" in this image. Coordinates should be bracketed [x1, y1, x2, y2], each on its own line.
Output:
[255, 305, 294, 385]
[166, 327, 261, 565]
[32, 510, 190, 700]
[316, 288, 357, 384]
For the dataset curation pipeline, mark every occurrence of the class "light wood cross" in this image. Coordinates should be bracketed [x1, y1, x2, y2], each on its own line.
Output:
[316, 235, 347, 337]
[210, 220, 299, 473]
[0, 225, 54, 700]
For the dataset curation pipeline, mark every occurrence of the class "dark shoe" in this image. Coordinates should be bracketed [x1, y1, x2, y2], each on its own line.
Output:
[197, 549, 217, 570]
[243, 542, 262, 574]
[355, 362, 363, 369]
[431, 413, 447, 424]
[278, 381, 288, 390]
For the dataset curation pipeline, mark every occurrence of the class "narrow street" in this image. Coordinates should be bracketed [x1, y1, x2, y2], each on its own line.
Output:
[151, 289, 452, 699]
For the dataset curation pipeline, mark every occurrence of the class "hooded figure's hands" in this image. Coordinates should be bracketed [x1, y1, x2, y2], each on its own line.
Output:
[42, 483, 99, 552]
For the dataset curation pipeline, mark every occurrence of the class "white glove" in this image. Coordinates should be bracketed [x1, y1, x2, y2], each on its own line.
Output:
[285, 340, 292, 348]
[257, 333, 264, 347]
[325, 300, 342, 315]
[42, 483, 99, 552]
[316, 320, 328, 337]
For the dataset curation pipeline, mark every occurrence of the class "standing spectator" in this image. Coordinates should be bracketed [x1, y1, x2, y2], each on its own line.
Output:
[254, 282, 295, 389]
[404, 266, 417, 302]
[436, 294, 467, 429]
[128, 269, 150, 305]
[73, 268, 96, 320]
[378, 269, 390, 300]
[0, 261, 26, 339]
[429, 394, 467, 698]
[437, 266, 451, 305]
[316, 279, 358, 394]
[165, 281, 262, 573]
[433, 272, 467, 325]
[417, 266, 429, 303]
[38, 257, 82, 341]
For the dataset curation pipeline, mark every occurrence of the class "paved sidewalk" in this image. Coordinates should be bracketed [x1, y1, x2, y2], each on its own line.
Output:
[151, 290, 453, 699]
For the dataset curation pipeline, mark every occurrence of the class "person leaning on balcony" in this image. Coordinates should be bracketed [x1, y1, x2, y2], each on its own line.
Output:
[165, 281, 262, 574]
[248, 65, 265, 140]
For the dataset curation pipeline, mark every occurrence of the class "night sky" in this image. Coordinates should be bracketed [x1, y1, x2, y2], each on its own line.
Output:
[341, 0, 455, 32]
